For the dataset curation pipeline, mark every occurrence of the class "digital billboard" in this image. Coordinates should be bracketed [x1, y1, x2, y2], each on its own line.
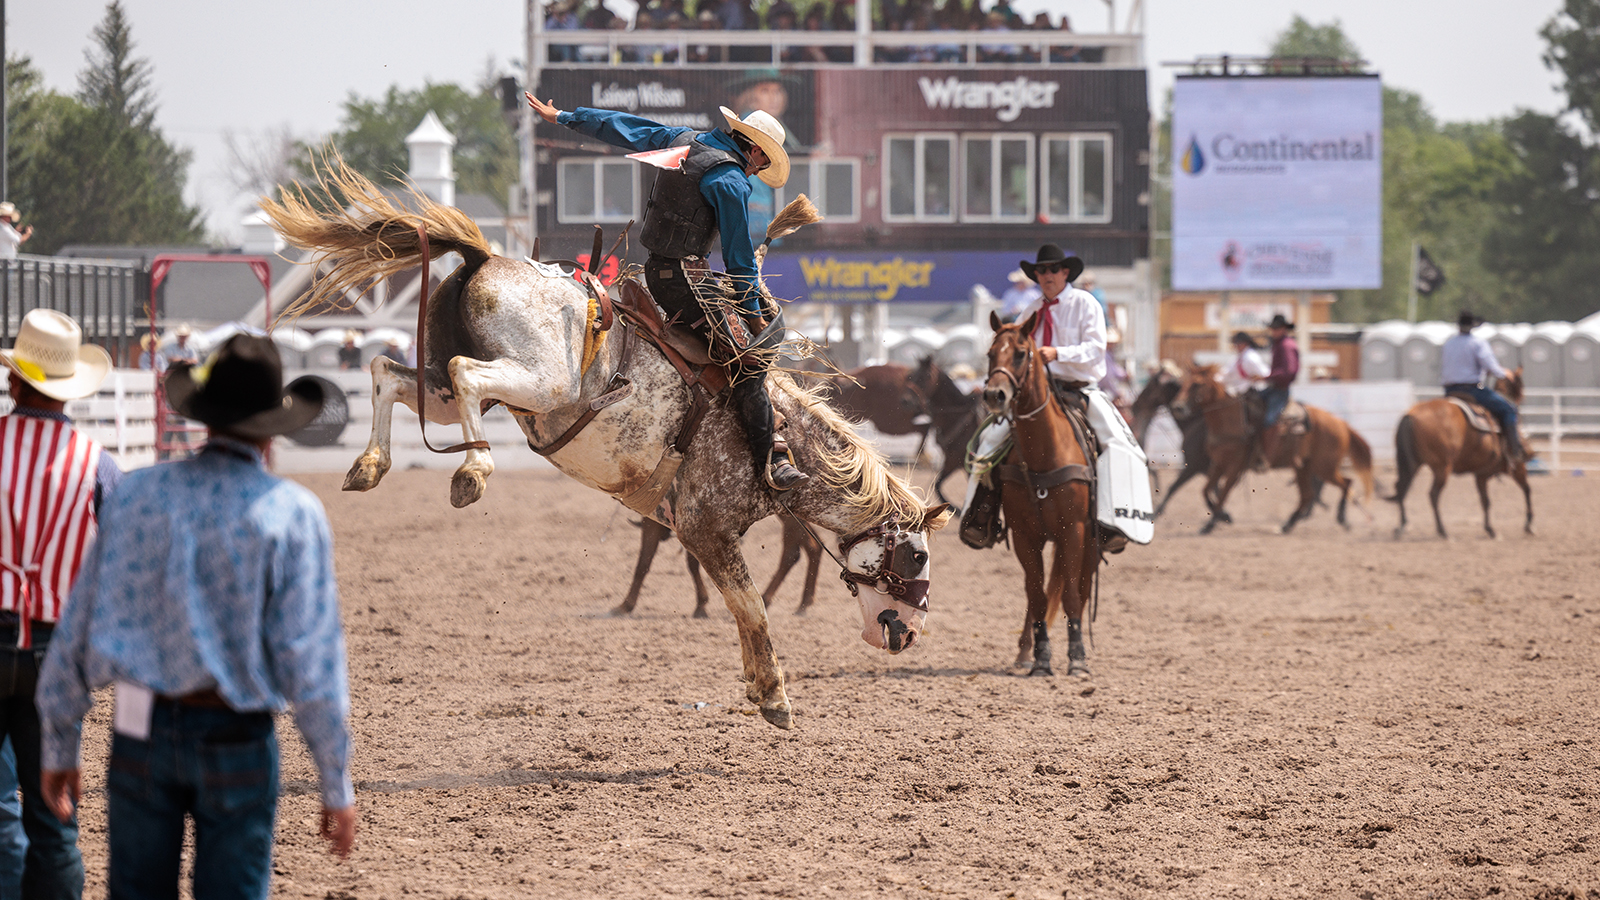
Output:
[1170, 76, 1382, 291]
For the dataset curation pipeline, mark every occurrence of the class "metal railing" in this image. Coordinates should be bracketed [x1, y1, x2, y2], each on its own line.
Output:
[0, 255, 146, 364]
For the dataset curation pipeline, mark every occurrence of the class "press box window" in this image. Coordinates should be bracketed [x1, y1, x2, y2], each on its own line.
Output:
[962, 134, 1033, 222]
[883, 134, 956, 223]
[782, 159, 859, 222]
[1041, 134, 1112, 224]
[557, 157, 638, 223]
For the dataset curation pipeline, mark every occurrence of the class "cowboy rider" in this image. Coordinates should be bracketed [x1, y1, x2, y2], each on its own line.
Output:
[1222, 331, 1269, 397]
[963, 244, 1153, 552]
[526, 92, 807, 491]
[1442, 309, 1524, 460]
[1257, 313, 1300, 464]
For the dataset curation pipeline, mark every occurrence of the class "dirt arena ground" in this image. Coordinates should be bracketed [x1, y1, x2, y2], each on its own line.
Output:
[67, 461, 1598, 898]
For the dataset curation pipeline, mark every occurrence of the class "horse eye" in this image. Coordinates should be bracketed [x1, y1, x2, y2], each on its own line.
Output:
[913, 551, 928, 568]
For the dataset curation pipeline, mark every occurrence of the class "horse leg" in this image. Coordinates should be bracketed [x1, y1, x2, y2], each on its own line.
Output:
[760, 518, 806, 611]
[1335, 473, 1353, 529]
[1474, 472, 1496, 539]
[1428, 466, 1450, 539]
[613, 520, 670, 616]
[686, 553, 710, 619]
[1152, 466, 1199, 521]
[344, 357, 418, 492]
[678, 529, 791, 728]
[1510, 464, 1535, 536]
[1281, 467, 1317, 534]
[1063, 519, 1095, 678]
[797, 530, 823, 615]
[1011, 528, 1049, 669]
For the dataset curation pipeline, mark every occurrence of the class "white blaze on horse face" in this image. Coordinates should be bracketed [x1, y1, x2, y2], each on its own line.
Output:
[846, 531, 931, 653]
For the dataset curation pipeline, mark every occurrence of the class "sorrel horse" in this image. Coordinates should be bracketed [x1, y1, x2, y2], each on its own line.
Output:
[615, 516, 823, 617]
[261, 163, 951, 728]
[1390, 370, 1532, 539]
[1127, 361, 1214, 523]
[822, 363, 935, 459]
[907, 356, 985, 509]
[981, 310, 1099, 676]
[1173, 366, 1374, 534]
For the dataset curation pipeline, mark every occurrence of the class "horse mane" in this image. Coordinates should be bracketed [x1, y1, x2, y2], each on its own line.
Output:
[769, 372, 938, 533]
[259, 154, 493, 322]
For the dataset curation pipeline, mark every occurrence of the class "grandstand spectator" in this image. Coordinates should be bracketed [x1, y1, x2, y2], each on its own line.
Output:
[977, 9, 1020, 63]
[1049, 14, 1081, 63]
[766, 0, 797, 29]
[687, 9, 726, 63]
[628, 12, 681, 62]
[795, 7, 833, 62]
[0, 203, 32, 260]
[547, 0, 582, 61]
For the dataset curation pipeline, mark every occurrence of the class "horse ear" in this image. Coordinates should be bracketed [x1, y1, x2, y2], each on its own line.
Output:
[1018, 310, 1038, 338]
[921, 502, 954, 532]
[989, 310, 1003, 332]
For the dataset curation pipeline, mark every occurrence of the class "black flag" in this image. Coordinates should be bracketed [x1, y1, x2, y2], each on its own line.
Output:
[1415, 246, 1446, 295]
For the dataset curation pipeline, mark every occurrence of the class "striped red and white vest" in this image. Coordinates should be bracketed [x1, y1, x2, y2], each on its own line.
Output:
[1, 414, 103, 647]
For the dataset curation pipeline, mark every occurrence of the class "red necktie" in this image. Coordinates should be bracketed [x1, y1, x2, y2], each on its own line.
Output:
[1034, 295, 1059, 347]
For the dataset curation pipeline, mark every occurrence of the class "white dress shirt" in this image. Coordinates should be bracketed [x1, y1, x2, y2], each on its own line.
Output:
[1015, 286, 1106, 384]
[1221, 347, 1270, 395]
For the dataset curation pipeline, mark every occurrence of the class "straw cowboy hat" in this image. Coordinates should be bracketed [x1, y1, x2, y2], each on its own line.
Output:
[175, 323, 192, 337]
[719, 106, 790, 188]
[0, 309, 112, 401]
[0, 202, 19, 221]
[1019, 244, 1084, 284]
[165, 334, 324, 439]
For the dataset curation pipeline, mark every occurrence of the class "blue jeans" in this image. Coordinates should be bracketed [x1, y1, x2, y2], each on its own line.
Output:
[0, 625, 83, 900]
[1446, 384, 1518, 432]
[1261, 386, 1291, 426]
[107, 704, 278, 900]
[0, 737, 26, 900]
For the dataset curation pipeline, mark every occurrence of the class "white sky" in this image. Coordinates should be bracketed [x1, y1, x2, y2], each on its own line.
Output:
[11, 0, 1567, 242]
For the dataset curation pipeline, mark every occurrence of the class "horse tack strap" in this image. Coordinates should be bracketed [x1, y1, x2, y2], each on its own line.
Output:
[996, 463, 1092, 496]
[414, 223, 491, 455]
[530, 321, 637, 457]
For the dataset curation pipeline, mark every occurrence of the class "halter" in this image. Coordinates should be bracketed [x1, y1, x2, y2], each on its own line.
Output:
[986, 340, 1050, 421]
[776, 501, 931, 612]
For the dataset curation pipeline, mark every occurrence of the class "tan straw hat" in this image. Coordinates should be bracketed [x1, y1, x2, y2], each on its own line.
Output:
[0, 202, 17, 220]
[1, 309, 112, 401]
[719, 106, 789, 188]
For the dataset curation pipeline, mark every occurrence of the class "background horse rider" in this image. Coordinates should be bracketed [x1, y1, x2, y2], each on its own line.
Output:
[1442, 309, 1524, 460]
[963, 244, 1154, 551]
[526, 91, 806, 490]
[1224, 330, 1269, 397]
[1257, 313, 1300, 464]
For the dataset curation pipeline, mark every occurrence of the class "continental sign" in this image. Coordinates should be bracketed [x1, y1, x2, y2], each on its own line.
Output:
[760, 250, 1021, 303]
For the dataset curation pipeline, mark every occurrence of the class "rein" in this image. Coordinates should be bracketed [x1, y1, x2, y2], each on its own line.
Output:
[415, 224, 490, 455]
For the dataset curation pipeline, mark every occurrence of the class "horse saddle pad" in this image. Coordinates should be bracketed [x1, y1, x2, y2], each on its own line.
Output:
[1445, 395, 1502, 434]
[1280, 400, 1309, 434]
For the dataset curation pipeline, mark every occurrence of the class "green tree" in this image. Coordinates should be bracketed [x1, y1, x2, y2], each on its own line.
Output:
[294, 80, 517, 210]
[6, 1, 205, 253]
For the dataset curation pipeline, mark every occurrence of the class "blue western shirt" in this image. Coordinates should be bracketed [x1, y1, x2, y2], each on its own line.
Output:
[1440, 332, 1507, 387]
[558, 107, 763, 313]
[36, 437, 353, 808]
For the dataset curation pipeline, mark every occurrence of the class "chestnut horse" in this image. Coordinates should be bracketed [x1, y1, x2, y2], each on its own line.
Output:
[1173, 366, 1374, 534]
[981, 311, 1099, 676]
[1128, 361, 1214, 523]
[1390, 370, 1532, 539]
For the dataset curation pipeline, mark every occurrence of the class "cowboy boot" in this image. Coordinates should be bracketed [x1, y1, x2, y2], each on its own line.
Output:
[766, 437, 809, 491]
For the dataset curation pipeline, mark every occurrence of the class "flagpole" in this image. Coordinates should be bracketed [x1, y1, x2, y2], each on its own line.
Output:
[1407, 239, 1419, 323]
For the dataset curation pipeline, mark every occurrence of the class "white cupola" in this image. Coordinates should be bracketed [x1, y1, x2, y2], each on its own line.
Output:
[240, 209, 284, 255]
[406, 110, 457, 206]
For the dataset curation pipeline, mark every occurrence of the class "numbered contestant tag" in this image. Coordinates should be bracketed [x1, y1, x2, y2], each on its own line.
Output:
[113, 682, 154, 741]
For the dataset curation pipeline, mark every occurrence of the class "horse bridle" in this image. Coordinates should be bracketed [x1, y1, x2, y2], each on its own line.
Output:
[986, 339, 1050, 421]
[776, 501, 931, 612]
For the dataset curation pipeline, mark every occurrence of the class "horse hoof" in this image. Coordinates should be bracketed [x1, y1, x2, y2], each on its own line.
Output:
[760, 704, 793, 729]
[343, 459, 387, 492]
[692, 608, 710, 620]
[1029, 664, 1054, 677]
[792, 605, 812, 617]
[450, 470, 487, 508]
[1068, 662, 1091, 677]
[609, 604, 635, 617]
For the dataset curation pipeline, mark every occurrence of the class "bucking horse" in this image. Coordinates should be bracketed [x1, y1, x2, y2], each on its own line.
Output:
[261, 164, 950, 729]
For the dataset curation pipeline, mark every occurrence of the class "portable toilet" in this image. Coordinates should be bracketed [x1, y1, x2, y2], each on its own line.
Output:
[362, 327, 414, 367]
[1487, 322, 1532, 375]
[1564, 319, 1600, 388]
[887, 328, 941, 367]
[1358, 320, 1411, 381]
[271, 327, 313, 369]
[1398, 321, 1455, 387]
[936, 323, 983, 371]
[1521, 322, 1573, 389]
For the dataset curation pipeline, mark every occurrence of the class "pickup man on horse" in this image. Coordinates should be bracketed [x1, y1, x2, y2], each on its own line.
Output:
[1256, 313, 1300, 464]
[526, 92, 807, 490]
[1443, 309, 1524, 461]
[963, 244, 1154, 552]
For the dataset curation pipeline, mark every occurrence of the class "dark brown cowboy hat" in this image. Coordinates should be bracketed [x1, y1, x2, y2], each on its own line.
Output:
[1019, 244, 1084, 284]
[1231, 331, 1261, 349]
[1458, 309, 1486, 328]
[165, 334, 324, 438]
[1267, 313, 1294, 330]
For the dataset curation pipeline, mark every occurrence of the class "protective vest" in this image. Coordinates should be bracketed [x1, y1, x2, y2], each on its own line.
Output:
[640, 131, 745, 260]
[0, 415, 102, 647]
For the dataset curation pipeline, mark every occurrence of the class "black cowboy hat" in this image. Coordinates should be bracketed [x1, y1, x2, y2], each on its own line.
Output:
[165, 334, 325, 439]
[1458, 309, 1486, 328]
[1019, 244, 1084, 284]
[1267, 313, 1294, 330]
[1231, 331, 1260, 349]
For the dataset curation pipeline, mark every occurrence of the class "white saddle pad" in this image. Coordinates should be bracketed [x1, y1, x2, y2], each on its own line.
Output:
[1087, 389, 1154, 544]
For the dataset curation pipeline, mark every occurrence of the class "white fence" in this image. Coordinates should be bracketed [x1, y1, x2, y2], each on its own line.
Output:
[0, 369, 159, 470]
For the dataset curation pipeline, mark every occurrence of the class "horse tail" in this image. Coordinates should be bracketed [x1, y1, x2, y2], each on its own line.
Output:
[1346, 425, 1375, 506]
[259, 152, 493, 323]
[1389, 415, 1418, 503]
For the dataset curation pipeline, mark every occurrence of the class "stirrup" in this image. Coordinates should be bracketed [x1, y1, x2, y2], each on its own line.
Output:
[1099, 525, 1128, 555]
[765, 439, 808, 491]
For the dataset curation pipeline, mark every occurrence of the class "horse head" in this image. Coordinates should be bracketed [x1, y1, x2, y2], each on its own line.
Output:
[1170, 364, 1222, 419]
[1497, 367, 1525, 406]
[1129, 362, 1184, 442]
[837, 502, 951, 653]
[983, 309, 1046, 417]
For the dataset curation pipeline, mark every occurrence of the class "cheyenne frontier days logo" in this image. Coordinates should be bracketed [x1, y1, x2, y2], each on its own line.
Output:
[917, 77, 1060, 123]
